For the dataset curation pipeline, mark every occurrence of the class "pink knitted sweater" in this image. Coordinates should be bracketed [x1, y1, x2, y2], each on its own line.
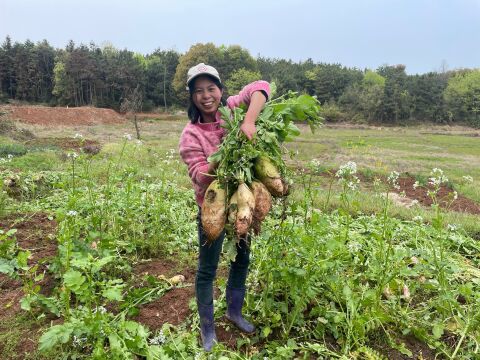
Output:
[179, 80, 270, 206]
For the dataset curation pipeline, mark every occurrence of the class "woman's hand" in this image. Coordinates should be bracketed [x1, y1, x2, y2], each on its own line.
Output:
[240, 121, 256, 140]
[207, 161, 219, 174]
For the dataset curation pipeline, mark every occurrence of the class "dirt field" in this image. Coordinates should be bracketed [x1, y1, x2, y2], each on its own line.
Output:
[0, 105, 127, 126]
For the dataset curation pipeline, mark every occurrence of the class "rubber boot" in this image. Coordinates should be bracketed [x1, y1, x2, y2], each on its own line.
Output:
[225, 287, 255, 333]
[197, 301, 217, 351]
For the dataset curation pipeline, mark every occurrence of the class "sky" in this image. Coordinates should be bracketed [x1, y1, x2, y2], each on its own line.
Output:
[1, 0, 479, 74]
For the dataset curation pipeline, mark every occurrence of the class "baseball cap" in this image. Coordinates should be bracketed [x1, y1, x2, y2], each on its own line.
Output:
[186, 63, 221, 89]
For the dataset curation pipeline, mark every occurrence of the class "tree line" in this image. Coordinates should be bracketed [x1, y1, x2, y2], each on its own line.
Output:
[0, 36, 479, 126]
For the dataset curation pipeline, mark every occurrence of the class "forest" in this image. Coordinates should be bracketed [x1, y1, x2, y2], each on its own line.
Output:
[0, 36, 479, 126]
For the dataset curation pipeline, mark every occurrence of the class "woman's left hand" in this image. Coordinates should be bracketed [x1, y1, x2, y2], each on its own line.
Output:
[240, 121, 256, 141]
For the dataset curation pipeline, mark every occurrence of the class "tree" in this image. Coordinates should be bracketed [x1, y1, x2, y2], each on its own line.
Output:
[377, 65, 412, 122]
[218, 45, 257, 83]
[0, 36, 15, 98]
[145, 49, 180, 111]
[339, 70, 385, 122]
[225, 68, 261, 94]
[120, 85, 143, 139]
[408, 72, 449, 122]
[172, 43, 223, 104]
[444, 69, 480, 125]
[307, 64, 363, 104]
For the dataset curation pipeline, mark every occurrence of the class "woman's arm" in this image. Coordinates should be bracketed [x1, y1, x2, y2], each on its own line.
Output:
[240, 90, 267, 140]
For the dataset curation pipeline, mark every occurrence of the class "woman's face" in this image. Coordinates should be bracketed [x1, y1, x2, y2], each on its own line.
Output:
[191, 76, 223, 119]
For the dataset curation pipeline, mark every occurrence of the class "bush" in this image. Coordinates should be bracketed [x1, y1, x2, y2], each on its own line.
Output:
[320, 101, 348, 123]
[0, 143, 28, 157]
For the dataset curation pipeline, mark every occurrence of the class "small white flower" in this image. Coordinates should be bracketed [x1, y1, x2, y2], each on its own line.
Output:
[410, 199, 419, 206]
[413, 181, 420, 189]
[7, 154, 13, 160]
[452, 191, 458, 200]
[462, 175, 473, 183]
[413, 215, 423, 223]
[67, 152, 78, 159]
[72, 335, 87, 347]
[149, 330, 166, 345]
[447, 224, 457, 232]
[136, 140, 143, 145]
[93, 306, 107, 314]
[347, 241, 361, 253]
[336, 161, 357, 178]
[429, 168, 448, 187]
[123, 133, 133, 141]
[67, 210, 78, 216]
[73, 133, 84, 139]
[388, 171, 400, 190]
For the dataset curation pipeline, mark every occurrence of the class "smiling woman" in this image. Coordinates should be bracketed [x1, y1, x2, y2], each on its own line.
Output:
[178, 62, 270, 351]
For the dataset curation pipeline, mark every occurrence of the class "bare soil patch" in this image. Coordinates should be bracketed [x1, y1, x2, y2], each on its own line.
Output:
[0, 213, 57, 318]
[24, 137, 101, 152]
[133, 259, 196, 330]
[394, 175, 480, 215]
[1, 105, 126, 126]
[316, 169, 480, 215]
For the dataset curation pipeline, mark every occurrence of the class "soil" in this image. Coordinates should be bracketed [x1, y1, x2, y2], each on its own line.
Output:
[371, 333, 440, 359]
[24, 137, 101, 152]
[317, 170, 480, 215]
[133, 259, 196, 329]
[0, 213, 57, 315]
[393, 175, 480, 215]
[0, 213, 58, 359]
[1, 105, 126, 126]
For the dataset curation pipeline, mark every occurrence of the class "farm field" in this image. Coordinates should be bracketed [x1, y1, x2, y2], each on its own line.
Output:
[0, 108, 479, 359]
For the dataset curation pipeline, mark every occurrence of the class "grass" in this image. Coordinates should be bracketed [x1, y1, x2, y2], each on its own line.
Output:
[4, 120, 479, 238]
[0, 118, 480, 358]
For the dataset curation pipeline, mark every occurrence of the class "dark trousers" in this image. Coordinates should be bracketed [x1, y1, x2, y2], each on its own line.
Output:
[196, 209, 250, 305]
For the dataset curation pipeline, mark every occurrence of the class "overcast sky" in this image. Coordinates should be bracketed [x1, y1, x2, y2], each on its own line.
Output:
[1, 0, 479, 74]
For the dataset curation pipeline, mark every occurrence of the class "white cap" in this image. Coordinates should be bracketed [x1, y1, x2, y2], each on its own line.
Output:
[186, 63, 221, 89]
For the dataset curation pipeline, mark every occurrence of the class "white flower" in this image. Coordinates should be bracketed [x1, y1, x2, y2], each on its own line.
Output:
[7, 154, 13, 160]
[123, 133, 133, 141]
[388, 171, 400, 190]
[410, 199, 419, 206]
[72, 335, 87, 347]
[429, 168, 448, 187]
[413, 181, 420, 189]
[347, 178, 359, 191]
[67, 152, 78, 159]
[452, 191, 458, 200]
[67, 210, 78, 216]
[336, 161, 357, 178]
[347, 241, 361, 253]
[447, 224, 457, 232]
[149, 330, 166, 345]
[136, 140, 143, 145]
[462, 175, 473, 183]
[93, 306, 107, 314]
[310, 158, 321, 170]
[73, 133, 84, 139]
[413, 215, 423, 223]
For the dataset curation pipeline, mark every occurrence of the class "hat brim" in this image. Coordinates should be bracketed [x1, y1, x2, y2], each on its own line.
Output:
[186, 73, 221, 90]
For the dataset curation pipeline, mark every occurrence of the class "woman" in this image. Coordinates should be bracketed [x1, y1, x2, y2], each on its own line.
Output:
[179, 63, 270, 351]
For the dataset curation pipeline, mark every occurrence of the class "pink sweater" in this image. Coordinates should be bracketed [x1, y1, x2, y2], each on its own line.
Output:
[179, 80, 270, 206]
